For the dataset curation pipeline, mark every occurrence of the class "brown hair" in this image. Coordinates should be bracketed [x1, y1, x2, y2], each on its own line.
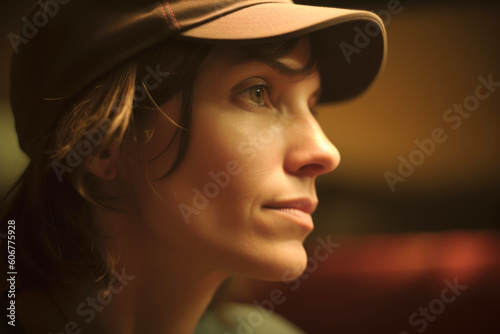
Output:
[1, 36, 311, 288]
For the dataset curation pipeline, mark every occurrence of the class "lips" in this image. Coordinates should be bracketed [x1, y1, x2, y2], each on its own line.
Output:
[262, 198, 317, 231]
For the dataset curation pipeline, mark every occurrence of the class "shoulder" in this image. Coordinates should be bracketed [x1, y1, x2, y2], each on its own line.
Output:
[195, 302, 305, 334]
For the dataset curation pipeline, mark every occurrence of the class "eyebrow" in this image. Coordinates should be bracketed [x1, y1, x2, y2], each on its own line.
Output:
[231, 51, 318, 78]
[227, 50, 322, 100]
[265, 56, 322, 105]
[213, 43, 323, 106]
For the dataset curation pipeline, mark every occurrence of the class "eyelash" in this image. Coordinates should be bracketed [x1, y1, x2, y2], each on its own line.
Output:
[236, 82, 318, 117]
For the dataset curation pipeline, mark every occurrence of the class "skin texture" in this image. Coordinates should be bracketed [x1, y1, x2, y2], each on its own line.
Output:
[18, 38, 340, 334]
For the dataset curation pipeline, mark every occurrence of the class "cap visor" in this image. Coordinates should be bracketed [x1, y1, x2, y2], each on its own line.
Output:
[178, 3, 387, 102]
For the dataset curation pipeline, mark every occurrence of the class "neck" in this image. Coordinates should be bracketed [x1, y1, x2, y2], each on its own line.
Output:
[50, 210, 229, 334]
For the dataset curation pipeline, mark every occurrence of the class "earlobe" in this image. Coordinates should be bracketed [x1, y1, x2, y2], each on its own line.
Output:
[86, 147, 119, 180]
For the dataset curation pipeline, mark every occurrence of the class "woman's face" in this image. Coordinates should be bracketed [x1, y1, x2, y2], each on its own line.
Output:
[121, 38, 340, 281]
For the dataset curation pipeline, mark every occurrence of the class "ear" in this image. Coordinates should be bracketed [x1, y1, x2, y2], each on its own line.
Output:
[85, 146, 119, 180]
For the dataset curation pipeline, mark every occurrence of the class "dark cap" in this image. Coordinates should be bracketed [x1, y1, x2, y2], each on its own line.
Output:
[10, 0, 387, 158]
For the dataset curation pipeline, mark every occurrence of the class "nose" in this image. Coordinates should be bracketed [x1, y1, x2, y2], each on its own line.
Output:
[284, 113, 340, 178]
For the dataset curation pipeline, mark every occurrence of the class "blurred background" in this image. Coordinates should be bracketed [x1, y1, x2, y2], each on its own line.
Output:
[309, 0, 500, 234]
[1, 0, 499, 333]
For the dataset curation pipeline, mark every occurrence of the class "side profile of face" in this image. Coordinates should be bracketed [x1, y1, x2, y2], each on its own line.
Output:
[115, 37, 340, 282]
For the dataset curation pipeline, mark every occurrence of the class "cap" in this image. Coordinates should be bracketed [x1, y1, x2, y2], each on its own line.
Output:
[10, 0, 387, 158]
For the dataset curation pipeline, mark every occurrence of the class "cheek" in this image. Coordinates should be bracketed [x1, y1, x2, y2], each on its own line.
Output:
[173, 112, 253, 226]
[125, 107, 250, 242]
[174, 105, 300, 249]
[124, 101, 309, 279]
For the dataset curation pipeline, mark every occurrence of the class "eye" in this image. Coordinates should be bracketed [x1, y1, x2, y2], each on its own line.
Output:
[237, 82, 271, 109]
[248, 86, 266, 105]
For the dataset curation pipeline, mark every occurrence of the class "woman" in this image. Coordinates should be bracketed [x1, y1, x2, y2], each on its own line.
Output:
[1, 0, 386, 333]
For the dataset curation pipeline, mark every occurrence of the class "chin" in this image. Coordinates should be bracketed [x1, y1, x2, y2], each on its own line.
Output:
[239, 241, 309, 282]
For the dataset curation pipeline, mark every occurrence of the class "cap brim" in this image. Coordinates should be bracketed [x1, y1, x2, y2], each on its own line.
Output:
[178, 3, 387, 103]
